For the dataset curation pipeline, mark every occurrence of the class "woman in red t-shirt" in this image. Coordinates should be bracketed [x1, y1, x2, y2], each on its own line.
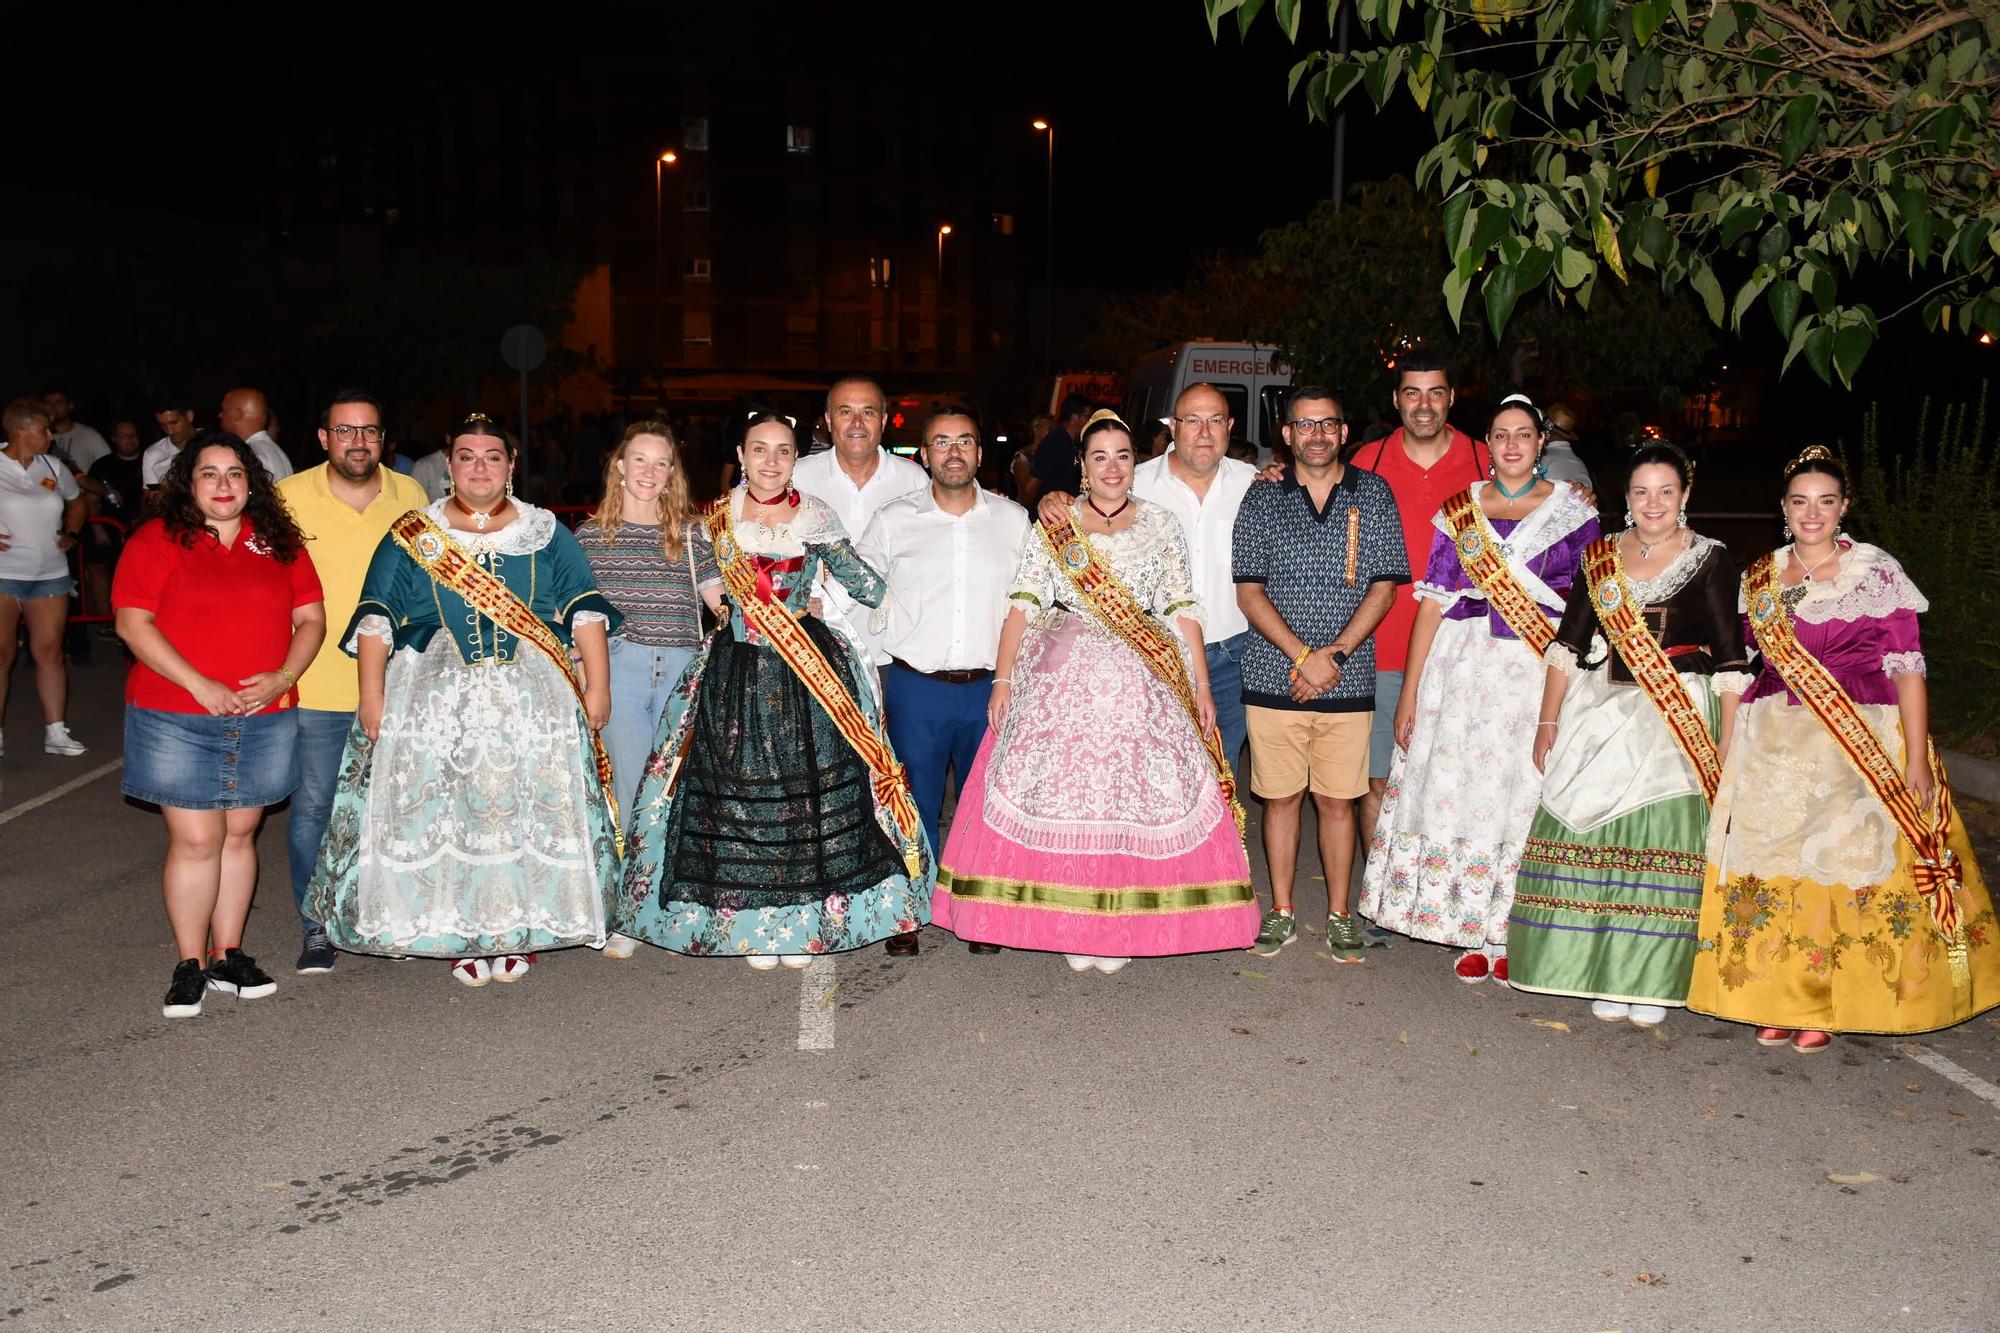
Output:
[113, 433, 326, 1020]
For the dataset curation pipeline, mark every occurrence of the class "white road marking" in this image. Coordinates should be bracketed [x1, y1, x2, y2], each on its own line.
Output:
[1901, 1041, 2000, 1109]
[0, 758, 123, 826]
[797, 955, 837, 1051]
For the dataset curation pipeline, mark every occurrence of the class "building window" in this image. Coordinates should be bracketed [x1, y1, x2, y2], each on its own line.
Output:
[684, 257, 712, 282]
[684, 309, 712, 346]
[991, 212, 1015, 235]
[869, 257, 893, 288]
[683, 183, 711, 213]
[786, 125, 814, 155]
[682, 117, 710, 152]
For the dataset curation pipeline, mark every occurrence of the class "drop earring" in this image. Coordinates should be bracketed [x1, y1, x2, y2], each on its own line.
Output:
[1677, 503, 1687, 529]
[1624, 509, 1634, 530]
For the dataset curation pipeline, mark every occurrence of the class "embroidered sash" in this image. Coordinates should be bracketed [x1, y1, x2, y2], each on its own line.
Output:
[1744, 553, 1968, 984]
[1036, 509, 1246, 838]
[1583, 539, 1721, 802]
[1441, 488, 1555, 661]
[388, 509, 622, 853]
[704, 498, 924, 878]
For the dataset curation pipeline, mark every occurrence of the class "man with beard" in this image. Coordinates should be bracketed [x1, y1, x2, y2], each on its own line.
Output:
[44, 392, 110, 474]
[275, 389, 428, 974]
[856, 407, 1028, 956]
[140, 396, 202, 492]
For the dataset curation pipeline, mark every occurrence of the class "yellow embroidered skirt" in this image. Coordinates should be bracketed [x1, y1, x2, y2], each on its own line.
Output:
[1687, 696, 2000, 1034]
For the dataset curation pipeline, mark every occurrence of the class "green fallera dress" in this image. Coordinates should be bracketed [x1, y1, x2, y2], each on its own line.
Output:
[1507, 536, 1749, 1006]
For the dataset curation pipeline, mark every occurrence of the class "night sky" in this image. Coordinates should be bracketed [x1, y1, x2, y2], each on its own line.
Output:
[18, 1, 1421, 293]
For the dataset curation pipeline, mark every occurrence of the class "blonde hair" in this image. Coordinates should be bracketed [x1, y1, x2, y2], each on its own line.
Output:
[593, 420, 695, 553]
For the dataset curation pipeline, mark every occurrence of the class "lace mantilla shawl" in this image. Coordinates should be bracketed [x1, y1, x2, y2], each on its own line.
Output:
[727, 488, 851, 556]
[1734, 541, 1928, 624]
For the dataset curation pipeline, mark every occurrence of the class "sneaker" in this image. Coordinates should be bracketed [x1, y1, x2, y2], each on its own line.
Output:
[1250, 909, 1297, 957]
[1453, 950, 1490, 983]
[1591, 1000, 1633, 1022]
[1363, 924, 1396, 949]
[1327, 913, 1368, 964]
[296, 929, 336, 974]
[602, 932, 640, 960]
[205, 948, 276, 999]
[162, 958, 207, 1018]
[1629, 1004, 1668, 1028]
[491, 954, 533, 983]
[43, 722, 87, 757]
[451, 958, 492, 987]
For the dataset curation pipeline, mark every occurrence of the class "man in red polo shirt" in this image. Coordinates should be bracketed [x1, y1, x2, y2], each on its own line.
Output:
[1347, 351, 1490, 862]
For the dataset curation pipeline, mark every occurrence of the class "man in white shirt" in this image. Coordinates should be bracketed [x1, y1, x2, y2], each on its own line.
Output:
[43, 392, 110, 473]
[219, 387, 294, 481]
[1038, 381, 1260, 774]
[140, 397, 202, 488]
[857, 406, 1029, 957]
[791, 376, 928, 669]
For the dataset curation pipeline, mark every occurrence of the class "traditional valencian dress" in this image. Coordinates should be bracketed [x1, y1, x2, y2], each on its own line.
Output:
[306, 500, 624, 956]
[1507, 534, 1750, 1006]
[1361, 481, 1600, 952]
[1687, 542, 2000, 1033]
[932, 501, 1259, 956]
[614, 490, 933, 955]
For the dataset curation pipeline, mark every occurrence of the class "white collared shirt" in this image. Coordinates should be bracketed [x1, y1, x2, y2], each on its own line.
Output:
[792, 446, 930, 663]
[1131, 448, 1257, 642]
[856, 485, 1030, 673]
[142, 431, 293, 484]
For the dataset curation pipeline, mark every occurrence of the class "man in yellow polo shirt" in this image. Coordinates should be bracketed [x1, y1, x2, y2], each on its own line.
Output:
[276, 389, 428, 974]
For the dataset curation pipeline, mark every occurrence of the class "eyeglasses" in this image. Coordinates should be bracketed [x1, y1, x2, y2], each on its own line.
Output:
[1175, 414, 1230, 430]
[927, 436, 979, 452]
[1289, 417, 1346, 434]
[328, 425, 386, 443]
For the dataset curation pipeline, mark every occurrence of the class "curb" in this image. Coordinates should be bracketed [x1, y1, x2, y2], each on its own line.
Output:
[1946, 749, 2000, 806]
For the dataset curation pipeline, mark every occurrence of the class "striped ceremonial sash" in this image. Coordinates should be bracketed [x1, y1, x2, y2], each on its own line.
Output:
[1442, 488, 1555, 660]
[388, 509, 622, 853]
[1037, 509, 1246, 838]
[1744, 552, 1968, 984]
[1583, 538, 1721, 802]
[704, 500, 923, 878]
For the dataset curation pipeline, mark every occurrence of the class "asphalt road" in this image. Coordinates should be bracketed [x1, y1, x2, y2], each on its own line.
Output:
[5, 654, 1999, 1332]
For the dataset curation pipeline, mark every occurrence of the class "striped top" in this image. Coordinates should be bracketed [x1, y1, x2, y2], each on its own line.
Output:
[574, 519, 720, 648]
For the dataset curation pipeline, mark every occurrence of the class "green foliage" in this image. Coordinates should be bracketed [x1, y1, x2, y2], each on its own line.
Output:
[1849, 385, 2000, 745]
[1208, 0, 2000, 387]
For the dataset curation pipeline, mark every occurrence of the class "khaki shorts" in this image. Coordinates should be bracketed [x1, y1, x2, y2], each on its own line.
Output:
[1244, 706, 1373, 800]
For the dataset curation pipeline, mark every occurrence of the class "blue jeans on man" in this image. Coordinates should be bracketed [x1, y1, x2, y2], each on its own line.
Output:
[1207, 632, 1250, 784]
[289, 707, 356, 934]
[882, 663, 989, 857]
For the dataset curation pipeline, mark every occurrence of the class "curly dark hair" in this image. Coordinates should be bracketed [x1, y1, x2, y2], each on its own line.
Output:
[155, 430, 307, 560]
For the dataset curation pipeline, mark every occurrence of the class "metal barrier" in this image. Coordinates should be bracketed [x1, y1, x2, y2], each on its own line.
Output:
[69, 515, 129, 625]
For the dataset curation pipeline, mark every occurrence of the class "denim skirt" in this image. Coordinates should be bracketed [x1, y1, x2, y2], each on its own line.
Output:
[122, 706, 300, 810]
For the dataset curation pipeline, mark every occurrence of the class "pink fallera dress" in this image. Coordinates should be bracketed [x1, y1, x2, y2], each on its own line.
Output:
[932, 502, 1259, 957]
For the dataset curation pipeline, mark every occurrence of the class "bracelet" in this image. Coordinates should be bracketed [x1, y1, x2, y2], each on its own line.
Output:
[992, 677, 1013, 686]
[278, 667, 297, 687]
[1291, 645, 1314, 670]
[1536, 721, 1557, 730]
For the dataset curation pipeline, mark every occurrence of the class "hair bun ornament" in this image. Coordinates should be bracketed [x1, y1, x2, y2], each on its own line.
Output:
[1783, 443, 1840, 479]
[1081, 408, 1129, 433]
[465, 411, 493, 424]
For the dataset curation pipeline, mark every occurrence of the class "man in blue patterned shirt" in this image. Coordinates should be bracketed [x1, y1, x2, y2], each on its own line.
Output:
[1233, 386, 1409, 963]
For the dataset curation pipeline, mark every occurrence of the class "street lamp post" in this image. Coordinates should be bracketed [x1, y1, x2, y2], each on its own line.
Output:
[936, 223, 952, 297]
[654, 150, 678, 289]
[1032, 119, 1053, 370]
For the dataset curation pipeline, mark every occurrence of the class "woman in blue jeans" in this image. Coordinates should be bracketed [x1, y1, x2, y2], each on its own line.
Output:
[576, 421, 722, 958]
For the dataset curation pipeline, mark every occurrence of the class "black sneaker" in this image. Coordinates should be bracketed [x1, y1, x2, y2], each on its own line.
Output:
[162, 959, 207, 1018]
[206, 948, 276, 999]
[296, 929, 336, 974]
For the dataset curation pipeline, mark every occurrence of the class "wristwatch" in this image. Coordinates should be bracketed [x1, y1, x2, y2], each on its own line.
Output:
[1329, 648, 1350, 667]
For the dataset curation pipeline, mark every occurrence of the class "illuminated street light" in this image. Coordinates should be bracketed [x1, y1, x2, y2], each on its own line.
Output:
[1032, 119, 1054, 368]
[937, 223, 952, 294]
[654, 150, 679, 287]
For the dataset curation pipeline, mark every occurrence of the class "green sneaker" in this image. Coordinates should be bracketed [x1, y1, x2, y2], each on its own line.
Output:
[1250, 909, 1297, 957]
[1327, 913, 1368, 963]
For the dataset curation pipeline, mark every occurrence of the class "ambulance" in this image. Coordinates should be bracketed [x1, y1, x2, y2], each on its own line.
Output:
[1121, 340, 1294, 462]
